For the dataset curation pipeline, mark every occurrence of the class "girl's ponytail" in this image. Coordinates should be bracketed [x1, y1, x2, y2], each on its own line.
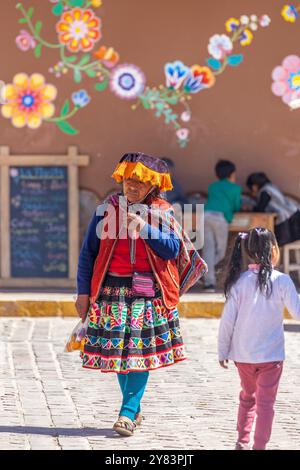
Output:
[224, 232, 247, 299]
[246, 227, 275, 298]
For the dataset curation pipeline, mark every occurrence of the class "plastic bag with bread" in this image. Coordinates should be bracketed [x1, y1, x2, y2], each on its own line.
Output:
[65, 315, 89, 352]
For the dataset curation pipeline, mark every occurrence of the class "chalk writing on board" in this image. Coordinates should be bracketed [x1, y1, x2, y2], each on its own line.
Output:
[10, 166, 69, 278]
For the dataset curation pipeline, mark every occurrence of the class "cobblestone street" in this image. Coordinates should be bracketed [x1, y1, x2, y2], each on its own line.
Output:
[0, 317, 299, 450]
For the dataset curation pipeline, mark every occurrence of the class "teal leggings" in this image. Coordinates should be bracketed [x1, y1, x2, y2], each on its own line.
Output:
[117, 372, 149, 421]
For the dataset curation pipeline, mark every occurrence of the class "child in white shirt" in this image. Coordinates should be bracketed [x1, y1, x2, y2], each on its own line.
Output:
[218, 227, 300, 450]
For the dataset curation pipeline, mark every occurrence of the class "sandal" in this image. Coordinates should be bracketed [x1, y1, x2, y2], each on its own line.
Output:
[113, 416, 136, 437]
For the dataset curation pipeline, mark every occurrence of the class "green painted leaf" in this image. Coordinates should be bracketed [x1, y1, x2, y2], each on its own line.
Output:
[34, 43, 42, 58]
[78, 54, 91, 66]
[73, 69, 82, 83]
[140, 97, 151, 109]
[150, 91, 160, 100]
[95, 79, 109, 92]
[69, 0, 85, 7]
[65, 55, 77, 63]
[52, 2, 64, 16]
[155, 102, 164, 110]
[206, 57, 222, 71]
[35, 20, 42, 35]
[86, 69, 97, 78]
[27, 7, 34, 18]
[227, 54, 244, 67]
[56, 120, 78, 135]
[179, 140, 188, 148]
[60, 100, 70, 117]
[165, 113, 178, 124]
[165, 96, 178, 105]
[18, 18, 28, 24]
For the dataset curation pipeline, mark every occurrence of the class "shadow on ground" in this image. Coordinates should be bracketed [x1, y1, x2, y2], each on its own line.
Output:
[0, 426, 121, 439]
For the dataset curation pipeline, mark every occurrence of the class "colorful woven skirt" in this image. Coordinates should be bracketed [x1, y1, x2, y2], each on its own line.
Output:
[81, 274, 187, 373]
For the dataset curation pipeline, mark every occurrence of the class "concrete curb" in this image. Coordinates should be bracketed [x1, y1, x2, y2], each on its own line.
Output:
[0, 292, 292, 318]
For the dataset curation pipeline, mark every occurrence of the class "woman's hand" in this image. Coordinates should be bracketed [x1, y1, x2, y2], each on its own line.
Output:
[127, 213, 146, 234]
[75, 294, 90, 321]
[219, 360, 229, 369]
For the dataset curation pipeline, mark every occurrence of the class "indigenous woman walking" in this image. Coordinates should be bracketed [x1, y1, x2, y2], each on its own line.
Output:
[75, 153, 207, 436]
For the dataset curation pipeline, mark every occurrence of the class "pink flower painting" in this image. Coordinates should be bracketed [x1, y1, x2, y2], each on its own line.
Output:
[272, 55, 300, 105]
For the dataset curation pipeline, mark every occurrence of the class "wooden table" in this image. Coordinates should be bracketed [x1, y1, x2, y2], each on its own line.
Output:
[229, 212, 277, 233]
[185, 211, 277, 289]
[188, 212, 277, 233]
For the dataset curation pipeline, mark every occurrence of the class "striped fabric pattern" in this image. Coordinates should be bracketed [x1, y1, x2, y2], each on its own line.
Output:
[132, 272, 155, 297]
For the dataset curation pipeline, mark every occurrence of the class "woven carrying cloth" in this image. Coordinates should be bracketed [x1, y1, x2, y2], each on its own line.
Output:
[81, 275, 186, 373]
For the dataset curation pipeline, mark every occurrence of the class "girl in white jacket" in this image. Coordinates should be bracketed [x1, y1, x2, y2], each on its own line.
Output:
[218, 227, 300, 450]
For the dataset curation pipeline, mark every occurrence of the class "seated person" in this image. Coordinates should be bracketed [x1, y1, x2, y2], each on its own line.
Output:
[203, 160, 241, 291]
[246, 172, 300, 246]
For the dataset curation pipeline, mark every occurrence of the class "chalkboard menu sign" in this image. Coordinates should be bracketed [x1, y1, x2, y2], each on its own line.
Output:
[10, 166, 69, 278]
[0, 146, 89, 288]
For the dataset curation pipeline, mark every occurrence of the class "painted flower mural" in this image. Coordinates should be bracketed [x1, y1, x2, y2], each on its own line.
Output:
[225, 18, 240, 33]
[2, 2, 271, 146]
[164, 61, 190, 90]
[94, 46, 119, 68]
[134, 13, 270, 147]
[176, 128, 190, 144]
[91, 0, 102, 7]
[208, 34, 233, 60]
[72, 89, 90, 107]
[1, 73, 57, 129]
[110, 64, 146, 100]
[281, 4, 299, 22]
[16, 29, 36, 51]
[206, 14, 271, 74]
[260, 15, 272, 28]
[183, 66, 216, 94]
[239, 29, 253, 46]
[274, 5, 300, 109]
[56, 8, 101, 52]
[272, 55, 300, 107]
[206, 16, 268, 74]
[1, 72, 89, 133]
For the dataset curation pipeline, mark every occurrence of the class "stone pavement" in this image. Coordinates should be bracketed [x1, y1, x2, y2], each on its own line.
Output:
[0, 317, 300, 450]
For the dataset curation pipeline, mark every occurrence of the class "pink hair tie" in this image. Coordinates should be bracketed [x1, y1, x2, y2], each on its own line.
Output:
[248, 263, 261, 270]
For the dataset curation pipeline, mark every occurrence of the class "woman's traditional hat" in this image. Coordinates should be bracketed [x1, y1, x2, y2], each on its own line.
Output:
[111, 152, 173, 192]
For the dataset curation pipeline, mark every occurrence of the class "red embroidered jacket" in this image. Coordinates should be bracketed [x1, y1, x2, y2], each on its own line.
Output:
[78, 195, 208, 308]
[82, 198, 181, 309]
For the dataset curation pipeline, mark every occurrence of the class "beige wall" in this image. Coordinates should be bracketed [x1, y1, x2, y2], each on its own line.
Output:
[1, 0, 300, 200]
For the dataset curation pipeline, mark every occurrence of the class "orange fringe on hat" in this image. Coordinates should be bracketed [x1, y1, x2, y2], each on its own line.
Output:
[111, 161, 173, 192]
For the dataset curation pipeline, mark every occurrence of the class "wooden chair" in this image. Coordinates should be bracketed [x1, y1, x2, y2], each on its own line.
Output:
[278, 192, 300, 281]
[283, 241, 300, 283]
